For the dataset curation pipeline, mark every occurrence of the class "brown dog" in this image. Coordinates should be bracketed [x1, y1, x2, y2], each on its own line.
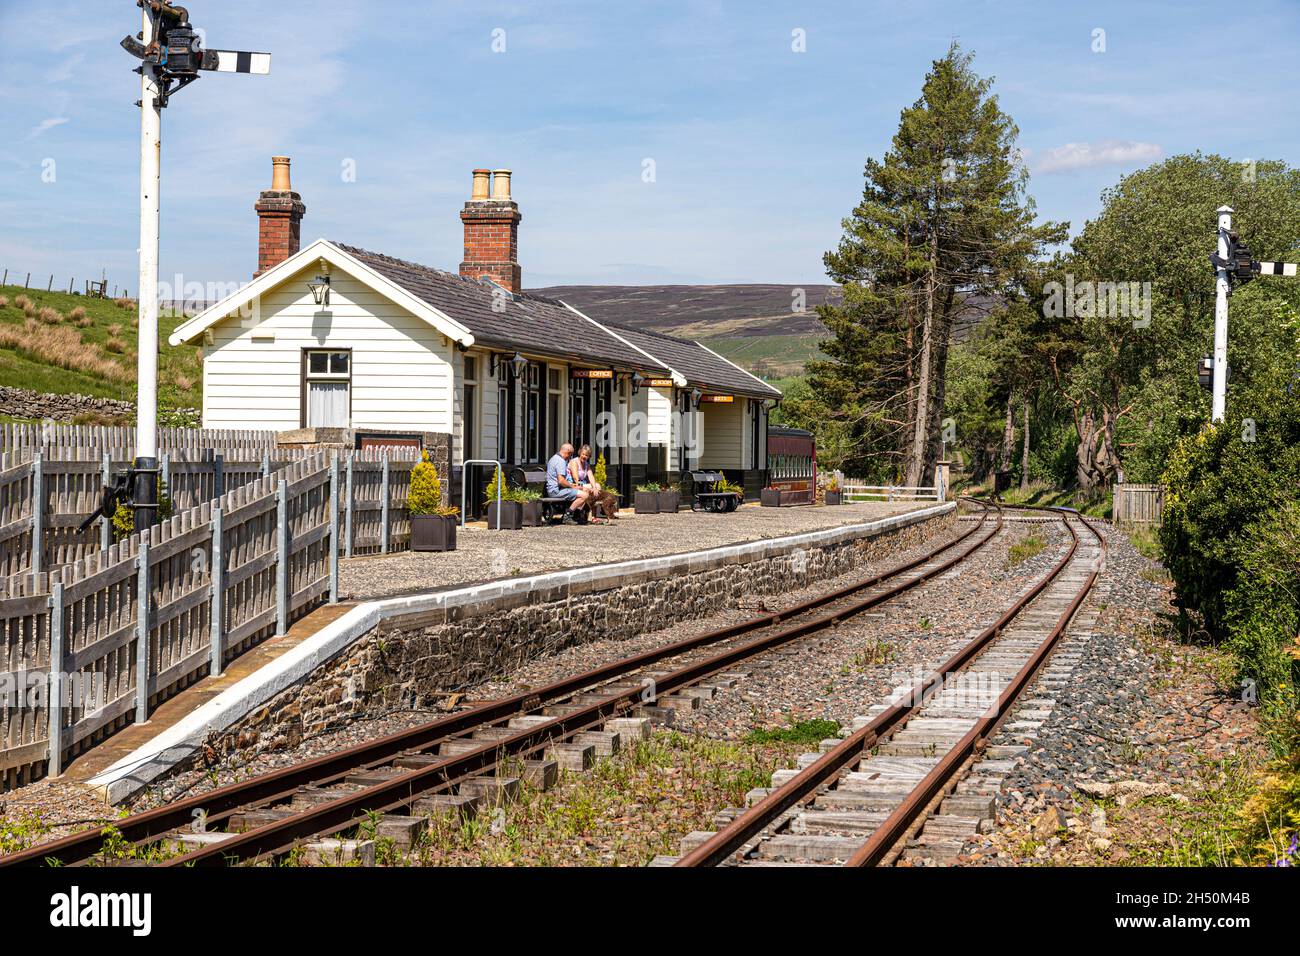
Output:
[592, 490, 620, 520]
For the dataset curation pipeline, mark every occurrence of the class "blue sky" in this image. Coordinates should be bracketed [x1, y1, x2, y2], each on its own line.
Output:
[2, 0, 1298, 294]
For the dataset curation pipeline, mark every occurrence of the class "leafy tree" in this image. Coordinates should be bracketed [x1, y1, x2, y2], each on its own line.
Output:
[1045, 153, 1300, 485]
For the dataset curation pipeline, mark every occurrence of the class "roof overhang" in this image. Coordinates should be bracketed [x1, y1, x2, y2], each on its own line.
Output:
[562, 302, 687, 387]
[167, 239, 476, 347]
[692, 340, 783, 400]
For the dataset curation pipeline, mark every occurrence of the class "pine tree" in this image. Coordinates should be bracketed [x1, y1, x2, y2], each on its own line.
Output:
[811, 43, 1065, 485]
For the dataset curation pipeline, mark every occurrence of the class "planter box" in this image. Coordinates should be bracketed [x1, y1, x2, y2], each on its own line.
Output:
[760, 488, 782, 508]
[411, 514, 457, 552]
[486, 500, 523, 530]
[657, 490, 680, 514]
[633, 491, 659, 514]
[521, 500, 545, 527]
[825, 491, 842, 506]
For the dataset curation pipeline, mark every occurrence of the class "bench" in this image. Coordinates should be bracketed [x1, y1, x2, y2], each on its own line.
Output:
[510, 466, 580, 524]
[687, 470, 742, 513]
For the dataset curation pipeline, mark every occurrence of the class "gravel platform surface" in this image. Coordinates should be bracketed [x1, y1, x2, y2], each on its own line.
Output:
[340, 500, 931, 600]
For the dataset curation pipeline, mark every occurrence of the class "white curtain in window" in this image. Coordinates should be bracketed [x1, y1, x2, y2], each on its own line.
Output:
[308, 382, 349, 427]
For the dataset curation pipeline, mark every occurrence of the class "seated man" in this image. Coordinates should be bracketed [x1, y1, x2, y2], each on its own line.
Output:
[546, 443, 590, 525]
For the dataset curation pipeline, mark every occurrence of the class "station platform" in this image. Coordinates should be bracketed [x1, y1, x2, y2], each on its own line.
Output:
[341, 500, 933, 600]
[61, 499, 945, 803]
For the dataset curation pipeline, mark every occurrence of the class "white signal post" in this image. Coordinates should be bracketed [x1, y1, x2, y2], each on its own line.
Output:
[135, 3, 162, 530]
[125, 1, 270, 531]
[1212, 205, 1233, 423]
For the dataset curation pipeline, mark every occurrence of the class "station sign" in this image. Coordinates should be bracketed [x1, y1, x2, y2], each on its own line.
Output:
[646, 378, 675, 388]
[700, 394, 734, 403]
[571, 368, 613, 380]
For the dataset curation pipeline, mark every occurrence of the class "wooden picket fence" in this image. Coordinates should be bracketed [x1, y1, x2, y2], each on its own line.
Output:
[0, 423, 284, 453]
[0, 448, 416, 789]
[1112, 482, 1163, 526]
[0, 447, 319, 578]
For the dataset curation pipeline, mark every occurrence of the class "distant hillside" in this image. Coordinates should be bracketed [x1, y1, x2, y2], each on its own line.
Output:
[0, 284, 200, 421]
[529, 283, 838, 378]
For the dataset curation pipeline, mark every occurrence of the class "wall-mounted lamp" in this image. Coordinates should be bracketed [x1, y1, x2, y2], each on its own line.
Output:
[307, 275, 331, 307]
[510, 352, 529, 380]
[690, 386, 703, 409]
[631, 371, 646, 396]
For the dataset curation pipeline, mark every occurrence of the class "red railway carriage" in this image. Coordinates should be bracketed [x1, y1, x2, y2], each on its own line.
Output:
[766, 426, 817, 505]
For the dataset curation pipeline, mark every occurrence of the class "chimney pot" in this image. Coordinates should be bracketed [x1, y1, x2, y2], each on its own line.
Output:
[491, 169, 512, 201]
[254, 156, 306, 277]
[271, 155, 292, 192]
[459, 166, 521, 293]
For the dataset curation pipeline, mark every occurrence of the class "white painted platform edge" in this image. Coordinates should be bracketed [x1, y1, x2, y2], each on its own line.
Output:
[86, 501, 953, 803]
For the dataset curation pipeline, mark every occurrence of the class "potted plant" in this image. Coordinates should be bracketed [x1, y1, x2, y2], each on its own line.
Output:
[657, 479, 680, 514]
[484, 465, 523, 530]
[634, 482, 661, 514]
[518, 485, 545, 527]
[825, 476, 842, 506]
[409, 451, 459, 551]
[760, 485, 782, 508]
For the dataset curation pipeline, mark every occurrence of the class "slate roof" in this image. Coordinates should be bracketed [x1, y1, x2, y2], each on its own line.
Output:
[333, 242, 667, 373]
[605, 324, 782, 399]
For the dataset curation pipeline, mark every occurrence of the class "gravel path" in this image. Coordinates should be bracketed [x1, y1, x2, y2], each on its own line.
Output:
[341, 500, 930, 600]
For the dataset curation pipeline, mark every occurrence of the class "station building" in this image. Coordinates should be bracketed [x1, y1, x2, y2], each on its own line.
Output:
[170, 160, 782, 502]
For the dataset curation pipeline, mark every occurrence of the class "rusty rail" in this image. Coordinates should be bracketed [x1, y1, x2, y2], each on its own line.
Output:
[675, 504, 1103, 868]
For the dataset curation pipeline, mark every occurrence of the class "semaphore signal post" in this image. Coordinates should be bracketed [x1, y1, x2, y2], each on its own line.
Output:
[119, 1, 270, 531]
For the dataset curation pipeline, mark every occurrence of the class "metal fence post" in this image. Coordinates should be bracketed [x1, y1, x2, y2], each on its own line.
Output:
[136, 541, 150, 723]
[214, 452, 225, 499]
[276, 479, 289, 635]
[210, 505, 224, 677]
[329, 455, 340, 603]
[100, 453, 112, 552]
[344, 454, 354, 559]
[30, 452, 42, 575]
[48, 582, 65, 777]
[380, 455, 390, 554]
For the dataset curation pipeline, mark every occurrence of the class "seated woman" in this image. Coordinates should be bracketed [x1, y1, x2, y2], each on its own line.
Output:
[568, 444, 615, 523]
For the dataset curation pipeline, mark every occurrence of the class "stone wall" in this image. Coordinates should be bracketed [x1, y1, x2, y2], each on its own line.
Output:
[0, 386, 134, 423]
[186, 506, 955, 769]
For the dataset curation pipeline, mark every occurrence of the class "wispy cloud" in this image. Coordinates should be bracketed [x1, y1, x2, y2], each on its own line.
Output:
[1031, 140, 1163, 175]
[27, 117, 69, 140]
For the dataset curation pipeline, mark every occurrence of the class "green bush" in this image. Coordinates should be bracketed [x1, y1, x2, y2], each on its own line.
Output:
[408, 450, 444, 517]
[1160, 402, 1300, 715]
[111, 476, 173, 539]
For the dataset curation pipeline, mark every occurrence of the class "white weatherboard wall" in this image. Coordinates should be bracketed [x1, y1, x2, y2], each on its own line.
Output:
[647, 386, 673, 470]
[201, 263, 456, 432]
[699, 399, 744, 469]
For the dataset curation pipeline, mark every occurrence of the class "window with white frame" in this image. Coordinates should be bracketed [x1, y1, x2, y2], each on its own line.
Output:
[304, 349, 351, 427]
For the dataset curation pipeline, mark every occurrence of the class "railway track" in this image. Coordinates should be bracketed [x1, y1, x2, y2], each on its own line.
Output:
[2, 498, 1003, 867]
[672, 504, 1105, 867]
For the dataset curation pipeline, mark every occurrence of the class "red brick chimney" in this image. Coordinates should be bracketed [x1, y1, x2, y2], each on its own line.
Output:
[254, 156, 306, 277]
[459, 168, 522, 292]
